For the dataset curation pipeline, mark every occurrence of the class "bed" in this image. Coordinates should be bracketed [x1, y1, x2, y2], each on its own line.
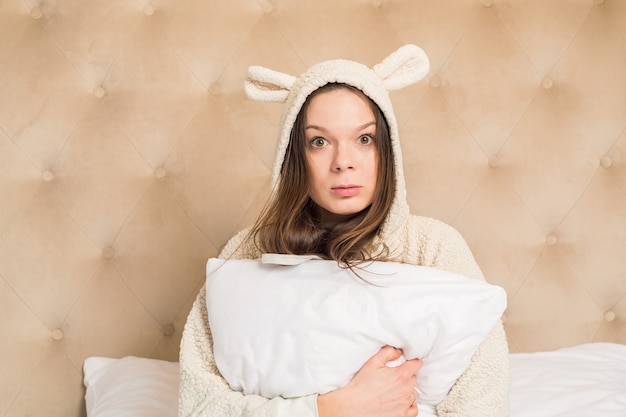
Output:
[83, 342, 626, 417]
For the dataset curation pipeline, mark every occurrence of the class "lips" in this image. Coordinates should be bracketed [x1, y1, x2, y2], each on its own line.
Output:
[331, 185, 362, 197]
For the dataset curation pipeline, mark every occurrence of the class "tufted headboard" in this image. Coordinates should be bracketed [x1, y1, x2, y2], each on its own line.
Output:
[1, 1, 625, 416]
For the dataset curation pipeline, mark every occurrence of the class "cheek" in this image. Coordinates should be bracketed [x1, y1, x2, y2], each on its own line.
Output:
[368, 152, 379, 183]
[305, 153, 326, 181]
[304, 157, 321, 193]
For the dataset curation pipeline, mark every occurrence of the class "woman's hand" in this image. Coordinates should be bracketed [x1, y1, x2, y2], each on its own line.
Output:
[317, 346, 422, 417]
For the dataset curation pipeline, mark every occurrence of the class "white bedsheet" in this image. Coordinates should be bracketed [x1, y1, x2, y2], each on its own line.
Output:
[509, 343, 626, 416]
[83, 343, 626, 417]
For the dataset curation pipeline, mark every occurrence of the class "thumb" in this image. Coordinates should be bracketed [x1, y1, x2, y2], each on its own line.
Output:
[369, 345, 402, 367]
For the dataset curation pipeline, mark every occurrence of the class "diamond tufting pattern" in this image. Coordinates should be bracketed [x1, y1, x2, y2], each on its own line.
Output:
[0, 1, 625, 416]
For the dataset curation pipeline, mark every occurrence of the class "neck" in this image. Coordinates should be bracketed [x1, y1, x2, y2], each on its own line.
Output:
[313, 205, 365, 228]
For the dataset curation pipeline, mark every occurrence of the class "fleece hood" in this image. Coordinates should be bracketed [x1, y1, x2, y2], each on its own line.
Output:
[244, 45, 430, 240]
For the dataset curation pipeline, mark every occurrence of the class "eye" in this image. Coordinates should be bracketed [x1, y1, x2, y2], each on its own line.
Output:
[358, 134, 374, 145]
[309, 137, 328, 148]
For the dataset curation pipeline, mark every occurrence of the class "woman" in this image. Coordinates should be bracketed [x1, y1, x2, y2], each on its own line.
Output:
[179, 45, 510, 417]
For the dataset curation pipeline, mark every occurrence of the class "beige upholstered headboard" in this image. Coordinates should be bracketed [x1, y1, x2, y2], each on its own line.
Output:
[1, 0, 625, 416]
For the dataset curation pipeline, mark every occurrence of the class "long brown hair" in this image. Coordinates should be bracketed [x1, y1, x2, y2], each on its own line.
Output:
[249, 83, 396, 267]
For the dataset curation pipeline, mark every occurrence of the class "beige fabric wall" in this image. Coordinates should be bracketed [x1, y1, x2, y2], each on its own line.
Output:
[1, 0, 625, 416]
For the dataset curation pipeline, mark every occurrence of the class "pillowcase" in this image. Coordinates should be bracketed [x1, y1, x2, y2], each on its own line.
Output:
[83, 356, 179, 417]
[206, 257, 506, 408]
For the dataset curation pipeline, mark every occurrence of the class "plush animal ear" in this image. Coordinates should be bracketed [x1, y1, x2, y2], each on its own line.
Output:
[373, 44, 430, 91]
[244, 65, 297, 103]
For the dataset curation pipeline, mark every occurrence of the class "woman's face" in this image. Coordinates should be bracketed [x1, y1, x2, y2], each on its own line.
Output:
[304, 88, 379, 223]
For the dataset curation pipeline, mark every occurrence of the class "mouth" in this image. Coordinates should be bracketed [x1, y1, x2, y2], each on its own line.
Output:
[331, 185, 362, 197]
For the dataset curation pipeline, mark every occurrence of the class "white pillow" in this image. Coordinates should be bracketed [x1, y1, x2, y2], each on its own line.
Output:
[206, 257, 507, 408]
[83, 356, 179, 417]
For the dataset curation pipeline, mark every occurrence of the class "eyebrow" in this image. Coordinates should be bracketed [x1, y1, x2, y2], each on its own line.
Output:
[305, 121, 376, 133]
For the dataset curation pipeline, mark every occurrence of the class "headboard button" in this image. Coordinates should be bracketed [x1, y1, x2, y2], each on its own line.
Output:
[430, 75, 441, 88]
[143, 4, 155, 16]
[162, 324, 175, 336]
[102, 247, 115, 260]
[93, 86, 106, 99]
[261, 0, 274, 13]
[488, 156, 500, 168]
[154, 167, 167, 180]
[545, 234, 558, 246]
[209, 84, 222, 96]
[51, 329, 64, 341]
[31, 7, 43, 19]
[372, 0, 383, 7]
[42, 170, 54, 182]
[541, 77, 553, 90]
[604, 311, 616, 322]
[600, 156, 612, 168]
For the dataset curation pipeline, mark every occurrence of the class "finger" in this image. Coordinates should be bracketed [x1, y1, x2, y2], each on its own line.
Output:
[407, 390, 417, 406]
[409, 389, 419, 415]
[369, 345, 402, 367]
[396, 359, 422, 382]
[402, 358, 422, 374]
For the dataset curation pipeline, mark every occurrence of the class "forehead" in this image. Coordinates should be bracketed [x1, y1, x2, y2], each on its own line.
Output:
[305, 88, 375, 124]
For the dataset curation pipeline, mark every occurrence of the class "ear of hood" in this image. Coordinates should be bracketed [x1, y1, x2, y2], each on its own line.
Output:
[373, 44, 430, 91]
[245, 66, 297, 103]
[245, 45, 430, 239]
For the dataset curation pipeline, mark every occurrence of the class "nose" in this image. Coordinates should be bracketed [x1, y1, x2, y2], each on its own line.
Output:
[331, 142, 355, 172]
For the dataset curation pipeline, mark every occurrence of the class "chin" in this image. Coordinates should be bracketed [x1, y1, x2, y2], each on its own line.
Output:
[330, 205, 370, 217]
[314, 200, 372, 222]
